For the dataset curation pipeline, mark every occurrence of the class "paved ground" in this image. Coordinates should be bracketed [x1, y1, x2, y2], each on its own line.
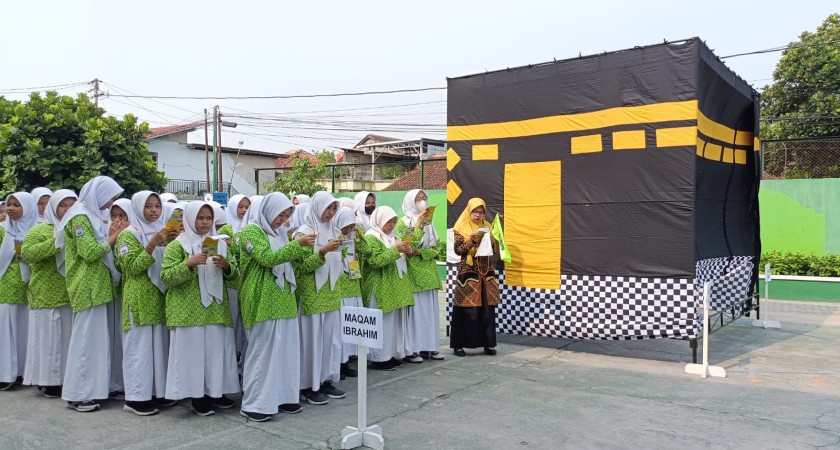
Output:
[1, 298, 839, 449]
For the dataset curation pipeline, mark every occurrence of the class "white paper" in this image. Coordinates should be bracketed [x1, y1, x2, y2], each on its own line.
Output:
[476, 228, 492, 257]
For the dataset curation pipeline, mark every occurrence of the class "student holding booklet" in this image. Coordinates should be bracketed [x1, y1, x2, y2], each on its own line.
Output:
[332, 206, 363, 378]
[161, 201, 240, 416]
[398, 189, 444, 363]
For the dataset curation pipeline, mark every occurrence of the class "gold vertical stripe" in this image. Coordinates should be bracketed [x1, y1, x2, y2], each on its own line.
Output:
[504, 161, 562, 290]
[722, 147, 734, 163]
[754, 137, 761, 152]
[447, 100, 698, 141]
[472, 144, 499, 160]
[571, 134, 603, 154]
[734, 149, 747, 164]
[704, 143, 722, 161]
[696, 137, 705, 156]
[612, 130, 646, 150]
[655, 126, 696, 147]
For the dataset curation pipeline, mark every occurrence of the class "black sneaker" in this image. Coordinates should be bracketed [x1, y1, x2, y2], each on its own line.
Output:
[109, 390, 125, 400]
[152, 397, 178, 407]
[124, 401, 160, 416]
[320, 381, 346, 399]
[240, 410, 272, 422]
[389, 358, 404, 368]
[67, 401, 100, 412]
[0, 382, 14, 391]
[341, 363, 358, 378]
[39, 386, 62, 398]
[208, 395, 235, 409]
[300, 389, 329, 405]
[279, 403, 303, 414]
[371, 361, 395, 371]
[190, 397, 215, 417]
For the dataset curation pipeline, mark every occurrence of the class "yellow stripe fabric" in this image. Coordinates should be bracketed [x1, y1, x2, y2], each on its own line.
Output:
[612, 130, 646, 150]
[697, 110, 753, 146]
[571, 134, 603, 154]
[655, 126, 697, 147]
[472, 144, 499, 160]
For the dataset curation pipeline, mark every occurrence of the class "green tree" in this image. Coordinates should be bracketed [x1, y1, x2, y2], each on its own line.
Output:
[0, 91, 166, 195]
[760, 14, 840, 178]
[262, 154, 329, 196]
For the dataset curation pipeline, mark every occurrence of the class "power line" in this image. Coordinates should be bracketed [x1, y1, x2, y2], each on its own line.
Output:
[0, 81, 90, 94]
[220, 100, 446, 116]
[105, 86, 446, 101]
[720, 38, 840, 59]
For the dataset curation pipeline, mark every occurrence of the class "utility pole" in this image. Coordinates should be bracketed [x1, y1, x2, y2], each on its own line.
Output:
[204, 109, 211, 192]
[92, 78, 102, 106]
[217, 110, 224, 192]
[212, 106, 219, 193]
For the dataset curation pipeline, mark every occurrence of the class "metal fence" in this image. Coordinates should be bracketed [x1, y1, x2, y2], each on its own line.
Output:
[255, 159, 447, 194]
[762, 138, 840, 179]
[165, 179, 233, 198]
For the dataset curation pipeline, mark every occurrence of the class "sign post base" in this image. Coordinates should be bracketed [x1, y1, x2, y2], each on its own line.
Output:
[685, 281, 726, 379]
[341, 425, 384, 450]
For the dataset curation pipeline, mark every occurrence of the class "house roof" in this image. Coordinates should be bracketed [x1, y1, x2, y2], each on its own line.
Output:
[383, 153, 447, 191]
[352, 134, 401, 149]
[275, 149, 320, 169]
[184, 143, 281, 159]
[147, 121, 205, 139]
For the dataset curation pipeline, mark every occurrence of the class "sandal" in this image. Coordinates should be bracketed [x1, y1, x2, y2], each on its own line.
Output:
[484, 347, 497, 356]
[454, 348, 466, 357]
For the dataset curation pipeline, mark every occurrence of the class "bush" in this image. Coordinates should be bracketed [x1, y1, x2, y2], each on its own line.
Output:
[433, 239, 447, 262]
[760, 251, 840, 277]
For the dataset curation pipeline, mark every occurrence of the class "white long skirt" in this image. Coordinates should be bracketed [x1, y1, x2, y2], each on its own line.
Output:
[299, 310, 341, 391]
[0, 303, 29, 383]
[228, 288, 249, 370]
[368, 293, 411, 363]
[165, 325, 240, 400]
[122, 310, 168, 402]
[408, 290, 441, 353]
[107, 298, 124, 392]
[242, 318, 300, 414]
[62, 303, 111, 402]
[23, 305, 73, 386]
[340, 297, 362, 362]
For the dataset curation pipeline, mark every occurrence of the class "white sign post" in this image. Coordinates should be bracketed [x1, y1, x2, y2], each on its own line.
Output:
[340, 306, 385, 450]
[753, 264, 781, 329]
[685, 281, 726, 379]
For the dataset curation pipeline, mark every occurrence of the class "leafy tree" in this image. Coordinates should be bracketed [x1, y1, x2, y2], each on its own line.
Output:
[262, 154, 329, 196]
[760, 14, 840, 178]
[0, 91, 166, 195]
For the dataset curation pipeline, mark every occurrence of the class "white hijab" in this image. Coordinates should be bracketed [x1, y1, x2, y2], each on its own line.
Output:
[333, 206, 357, 273]
[338, 197, 358, 210]
[401, 189, 439, 248]
[255, 193, 296, 292]
[127, 191, 167, 293]
[243, 195, 264, 226]
[0, 192, 37, 282]
[298, 191, 342, 292]
[289, 194, 311, 229]
[226, 194, 247, 232]
[109, 199, 132, 285]
[45, 189, 78, 276]
[31, 187, 53, 223]
[354, 191, 375, 230]
[210, 201, 227, 229]
[56, 176, 124, 285]
[366, 206, 407, 278]
[159, 193, 178, 204]
[176, 201, 226, 308]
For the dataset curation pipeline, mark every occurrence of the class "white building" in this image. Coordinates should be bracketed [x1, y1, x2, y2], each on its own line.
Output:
[146, 123, 281, 198]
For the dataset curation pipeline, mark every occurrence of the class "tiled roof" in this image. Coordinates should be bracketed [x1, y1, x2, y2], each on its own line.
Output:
[275, 149, 320, 169]
[147, 121, 205, 139]
[383, 154, 447, 191]
[353, 134, 401, 149]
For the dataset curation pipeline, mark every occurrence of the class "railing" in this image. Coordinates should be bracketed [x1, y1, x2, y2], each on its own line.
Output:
[165, 179, 233, 198]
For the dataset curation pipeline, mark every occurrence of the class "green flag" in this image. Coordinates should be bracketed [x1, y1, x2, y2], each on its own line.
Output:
[492, 214, 512, 264]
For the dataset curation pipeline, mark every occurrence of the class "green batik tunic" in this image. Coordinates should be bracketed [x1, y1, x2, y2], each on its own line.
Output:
[64, 215, 116, 312]
[115, 230, 166, 331]
[217, 223, 241, 289]
[0, 227, 28, 304]
[237, 224, 309, 328]
[21, 223, 69, 309]
[291, 242, 341, 316]
[396, 220, 443, 293]
[161, 240, 237, 328]
[337, 238, 363, 300]
[360, 235, 414, 315]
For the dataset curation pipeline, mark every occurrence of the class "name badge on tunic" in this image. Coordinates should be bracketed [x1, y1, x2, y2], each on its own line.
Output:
[74, 225, 84, 237]
[119, 243, 129, 255]
[244, 241, 254, 254]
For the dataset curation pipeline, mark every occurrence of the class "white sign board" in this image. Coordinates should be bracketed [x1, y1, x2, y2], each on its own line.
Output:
[203, 193, 213, 202]
[340, 306, 383, 349]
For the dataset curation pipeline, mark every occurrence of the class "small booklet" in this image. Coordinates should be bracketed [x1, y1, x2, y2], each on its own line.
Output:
[202, 235, 229, 257]
[164, 209, 184, 244]
[420, 205, 436, 227]
[286, 226, 299, 240]
[14, 241, 22, 260]
[347, 259, 362, 280]
[401, 228, 415, 244]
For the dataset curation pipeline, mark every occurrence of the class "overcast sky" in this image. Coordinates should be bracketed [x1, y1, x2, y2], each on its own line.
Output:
[1, 1, 836, 153]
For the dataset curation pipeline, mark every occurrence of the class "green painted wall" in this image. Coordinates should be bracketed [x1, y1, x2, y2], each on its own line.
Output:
[760, 179, 840, 255]
[334, 190, 447, 238]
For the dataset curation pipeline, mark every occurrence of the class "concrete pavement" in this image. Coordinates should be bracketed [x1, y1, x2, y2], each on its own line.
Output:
[1, 298, 838, 449]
